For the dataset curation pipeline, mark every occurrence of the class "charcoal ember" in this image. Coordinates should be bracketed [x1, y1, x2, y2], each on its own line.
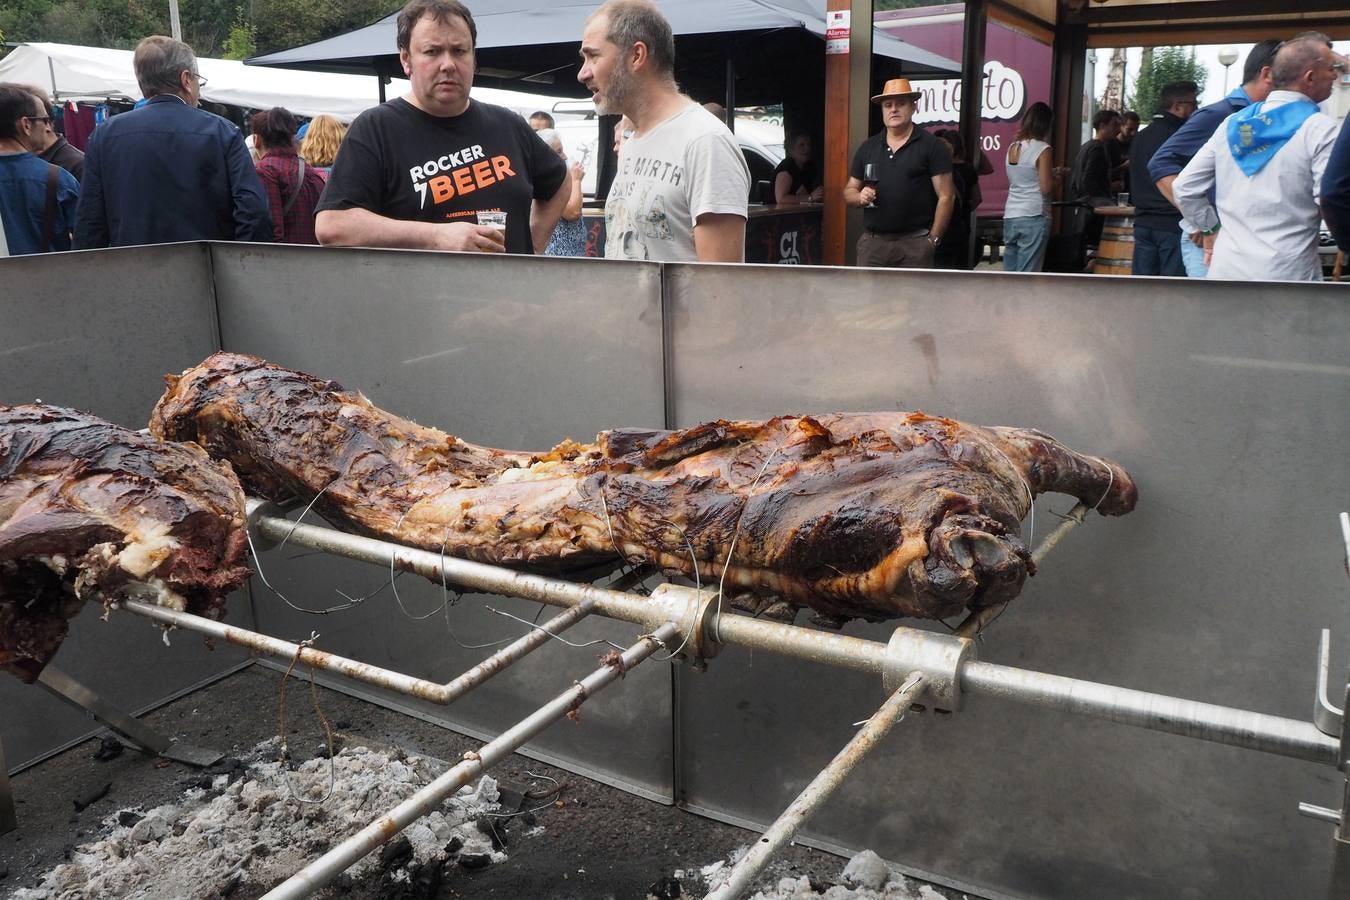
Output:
[379, 835, 414, 870]
[72, 781, 110, 812]
[92, 736, 125, 762]
[117, 810, 144, 828]
[457, 851, 492, 871]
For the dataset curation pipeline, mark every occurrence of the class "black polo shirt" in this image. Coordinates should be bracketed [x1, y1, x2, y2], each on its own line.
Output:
[849, 126, 952, 234]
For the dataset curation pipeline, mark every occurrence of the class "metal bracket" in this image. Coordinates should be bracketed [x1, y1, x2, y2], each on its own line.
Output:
[1316, 629, 1345, 738]
[36, 665, 223, 767]
[647, 583, 724, 662]
[882, 626, 977, 712]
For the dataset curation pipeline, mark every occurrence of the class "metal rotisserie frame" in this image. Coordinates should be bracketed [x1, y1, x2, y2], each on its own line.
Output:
[2, 242, 1347, 900]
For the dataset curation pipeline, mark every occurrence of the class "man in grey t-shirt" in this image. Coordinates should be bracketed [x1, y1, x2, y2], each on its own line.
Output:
[578, 0, 749, 262]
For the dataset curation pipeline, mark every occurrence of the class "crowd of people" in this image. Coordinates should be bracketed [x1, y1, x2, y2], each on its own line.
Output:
[1, 0, 1347, 280]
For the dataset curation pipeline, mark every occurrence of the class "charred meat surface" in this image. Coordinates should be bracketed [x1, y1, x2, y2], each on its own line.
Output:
[0, 405, 250, 682]
[151, 352, 1137, 624]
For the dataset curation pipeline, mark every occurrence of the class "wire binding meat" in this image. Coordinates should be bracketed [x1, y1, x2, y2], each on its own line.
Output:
[151, 352, 1137, 626]
[0, 405, 250, 682]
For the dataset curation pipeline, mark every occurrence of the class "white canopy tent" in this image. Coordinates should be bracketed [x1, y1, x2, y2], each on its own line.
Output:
[0, 43, 573, 121]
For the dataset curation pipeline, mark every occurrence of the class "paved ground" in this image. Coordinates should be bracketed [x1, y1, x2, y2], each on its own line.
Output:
[1, 665, 976, 899]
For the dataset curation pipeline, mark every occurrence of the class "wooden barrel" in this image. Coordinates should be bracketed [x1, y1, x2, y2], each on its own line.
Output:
[1091, 209, 1134, 276]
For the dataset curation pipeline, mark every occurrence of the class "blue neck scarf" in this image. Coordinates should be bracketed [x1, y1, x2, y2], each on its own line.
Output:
[1226, 97, 1319, 176]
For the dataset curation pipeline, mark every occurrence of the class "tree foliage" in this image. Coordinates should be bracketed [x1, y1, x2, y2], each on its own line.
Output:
[1126, 46, 1208, 117]
[0, 0, 394, 59]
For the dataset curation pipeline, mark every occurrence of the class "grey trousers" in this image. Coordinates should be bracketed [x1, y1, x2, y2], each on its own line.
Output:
[856, 230, 935, 268]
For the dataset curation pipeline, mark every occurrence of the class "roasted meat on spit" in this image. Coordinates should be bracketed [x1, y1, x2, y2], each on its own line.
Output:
[0, 405, 250, 682]
[151, 352, 1137, 626]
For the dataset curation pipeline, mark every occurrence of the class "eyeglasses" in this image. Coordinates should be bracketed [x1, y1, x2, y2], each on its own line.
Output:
[24, 115, 53, 125]
[190, 72, 208, 87]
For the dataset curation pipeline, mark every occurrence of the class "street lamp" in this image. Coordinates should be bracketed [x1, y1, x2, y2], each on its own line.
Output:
[1219, 46, 1239, 94]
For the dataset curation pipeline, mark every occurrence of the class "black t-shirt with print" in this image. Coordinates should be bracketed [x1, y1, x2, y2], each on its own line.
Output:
[317, 98, 566, 254]
[848, 127, 952, 234]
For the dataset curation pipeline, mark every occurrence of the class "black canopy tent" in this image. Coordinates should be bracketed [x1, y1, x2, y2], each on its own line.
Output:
[245, 0, 959, 106]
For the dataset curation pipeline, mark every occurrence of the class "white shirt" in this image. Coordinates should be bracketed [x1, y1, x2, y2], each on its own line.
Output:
[1173, 91, 1340, 281]
[604, 103, 749, 262]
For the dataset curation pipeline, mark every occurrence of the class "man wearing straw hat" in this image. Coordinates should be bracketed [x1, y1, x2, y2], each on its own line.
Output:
[843, 78, 955, 268]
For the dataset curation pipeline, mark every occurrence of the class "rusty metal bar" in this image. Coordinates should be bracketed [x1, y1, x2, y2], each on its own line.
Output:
[120, 597, 595, 705]
[260, 622, 681, 900]
[247, 505, 892, 677]
[704, 671, 930, 900]
[955, 502, 1090, 639]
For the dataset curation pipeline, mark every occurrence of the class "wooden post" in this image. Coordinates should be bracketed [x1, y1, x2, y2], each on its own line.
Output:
[823, 0, 872, 266]
[958, 0, 987, 171]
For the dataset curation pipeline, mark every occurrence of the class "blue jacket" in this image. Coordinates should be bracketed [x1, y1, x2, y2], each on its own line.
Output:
[74, 94, 272, 248]
[0, 152, 80, 255]
[1322, 122, 1350, 252]
[1147, 87, 1252, 183]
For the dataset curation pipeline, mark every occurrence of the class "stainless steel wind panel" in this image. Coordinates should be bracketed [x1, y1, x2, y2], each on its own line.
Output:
[0, 243, 253, 770]
[664, 263, 1350, 900]
[206, 244, 673, 801]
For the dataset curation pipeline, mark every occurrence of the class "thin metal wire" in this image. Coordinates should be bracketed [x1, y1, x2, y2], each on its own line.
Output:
[245, 526, 363, 616]
[1091, 457, 1115, 512]
[483, 605, 626, 652]
[277, 633, 336, 805]
[653, 531, 703, 662]
[712, 429, 792, 643]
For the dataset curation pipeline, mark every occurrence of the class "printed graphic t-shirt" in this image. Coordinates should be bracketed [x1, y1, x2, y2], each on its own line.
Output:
[605, 104, 749, 261]
[317, 98, 566, 254]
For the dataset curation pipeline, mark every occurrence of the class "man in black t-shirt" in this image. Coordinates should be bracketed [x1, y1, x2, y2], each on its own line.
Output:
[315, 0, 568, 254]
[843, 78, 954, 269]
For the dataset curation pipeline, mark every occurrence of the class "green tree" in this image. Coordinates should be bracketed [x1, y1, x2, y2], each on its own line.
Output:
[1126, 46, 1208, 118]
[220, 5, 256, 60]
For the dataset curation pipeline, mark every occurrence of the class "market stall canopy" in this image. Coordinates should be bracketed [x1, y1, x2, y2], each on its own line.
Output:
[0, 42, 570, 120]
[247, 0, 960, 103]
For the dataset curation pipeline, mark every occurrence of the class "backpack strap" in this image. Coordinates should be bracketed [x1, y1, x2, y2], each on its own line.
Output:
[282, 158, 307, 218]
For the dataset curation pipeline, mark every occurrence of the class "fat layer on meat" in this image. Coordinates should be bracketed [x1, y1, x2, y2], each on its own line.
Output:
[0, 405, 250, 682]
[151, 352, 1137, 625]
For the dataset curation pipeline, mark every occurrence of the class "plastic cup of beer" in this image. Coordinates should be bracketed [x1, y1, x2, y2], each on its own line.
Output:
[1116, 193, 1130, 208]
[478, 210, 507, 244]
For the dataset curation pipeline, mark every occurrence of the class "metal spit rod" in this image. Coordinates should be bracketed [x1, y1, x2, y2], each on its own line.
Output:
[704, 671, 930, 900]
[121, 596, 597, 705]
[245, 507, 1339, 768]
[261, 621, 681, 900]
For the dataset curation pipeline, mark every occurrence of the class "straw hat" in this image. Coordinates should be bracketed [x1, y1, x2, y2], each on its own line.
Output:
[870, 78, 921, 104]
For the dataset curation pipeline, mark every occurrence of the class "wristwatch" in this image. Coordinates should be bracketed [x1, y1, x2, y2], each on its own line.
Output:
[927, 234, 942, 246]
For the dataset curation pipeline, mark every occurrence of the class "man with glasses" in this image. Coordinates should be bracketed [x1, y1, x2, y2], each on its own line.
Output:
[1126, 80, 1198, 276]
[74, 36, 270, 248]
[8, 84, 85, 181]
[0, 84, 80, 256]
[1173, 36, 1342, 281]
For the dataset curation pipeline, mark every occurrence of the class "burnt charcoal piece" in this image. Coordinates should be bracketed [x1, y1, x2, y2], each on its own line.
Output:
[151, 352, 1137, 625]
[93, 736, 125, 761]
[1, 405, 250, 683]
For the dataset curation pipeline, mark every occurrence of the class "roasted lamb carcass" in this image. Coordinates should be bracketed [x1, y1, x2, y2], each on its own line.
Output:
[151, 352, 1136, 625]
[0, 405, 250, 682]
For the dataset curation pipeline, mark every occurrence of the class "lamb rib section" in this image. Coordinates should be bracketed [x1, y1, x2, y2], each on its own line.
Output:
[0, 405, 250, 682]
[151, 352, 1137, 625]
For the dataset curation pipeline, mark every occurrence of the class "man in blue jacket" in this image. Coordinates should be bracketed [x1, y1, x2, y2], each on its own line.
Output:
[74, 36, 271, 248]
[1324, 122, 1350, 253]
[1147, 39, 1280, 278]
[0, 84, 80, 255]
